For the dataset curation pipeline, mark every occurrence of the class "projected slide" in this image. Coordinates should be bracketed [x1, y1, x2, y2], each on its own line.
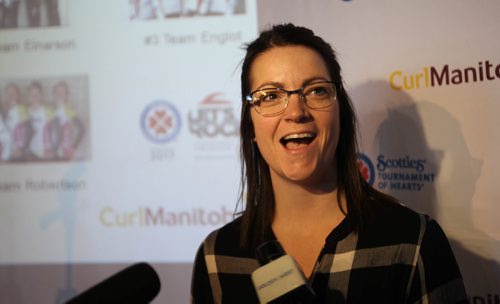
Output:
[0, 0, 257, 264]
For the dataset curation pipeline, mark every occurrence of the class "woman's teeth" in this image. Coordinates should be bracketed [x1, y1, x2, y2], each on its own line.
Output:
[280, 133, 316, 149]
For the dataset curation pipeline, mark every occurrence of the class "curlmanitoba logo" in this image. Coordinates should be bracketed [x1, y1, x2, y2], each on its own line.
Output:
[389, 60, 500, 91]
[141, 100, 181, 143]
[358, 153, 436, 192]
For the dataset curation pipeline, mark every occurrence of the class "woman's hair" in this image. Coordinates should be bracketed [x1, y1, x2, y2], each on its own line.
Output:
[238, 23, 379, 248]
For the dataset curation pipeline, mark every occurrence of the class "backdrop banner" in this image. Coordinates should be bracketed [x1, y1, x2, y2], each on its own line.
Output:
[258, 0, 500, 302]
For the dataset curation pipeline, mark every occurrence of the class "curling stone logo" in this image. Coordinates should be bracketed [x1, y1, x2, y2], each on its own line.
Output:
[141, 100, 181, 143]
[357, 153, 375, 186]
[188, 92, 239, 138]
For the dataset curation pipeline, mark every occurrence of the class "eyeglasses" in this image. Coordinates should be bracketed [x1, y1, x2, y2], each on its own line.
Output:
[246, 81, 337, 117]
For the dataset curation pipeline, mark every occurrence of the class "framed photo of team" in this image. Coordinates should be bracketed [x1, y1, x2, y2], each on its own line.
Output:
[0, 75, 90, 163]
[0, 0, 67, 29]
[129, 0, 246, 20]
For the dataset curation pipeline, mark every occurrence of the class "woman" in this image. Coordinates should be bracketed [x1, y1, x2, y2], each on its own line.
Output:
[52, 81, 85, 161]
[26, 81, 58, 161]
[1, 83, 29, 161]
[191, 24, 467, 303]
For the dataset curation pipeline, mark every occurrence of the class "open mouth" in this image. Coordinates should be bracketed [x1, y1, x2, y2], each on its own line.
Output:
[280, 132, 316, 149]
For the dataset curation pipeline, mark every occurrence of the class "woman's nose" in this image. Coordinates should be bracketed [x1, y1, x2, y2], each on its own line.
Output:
[283, 93, 310, 122]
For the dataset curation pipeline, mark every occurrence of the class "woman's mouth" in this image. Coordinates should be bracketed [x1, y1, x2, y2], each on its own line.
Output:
[280, 132, 317, 150]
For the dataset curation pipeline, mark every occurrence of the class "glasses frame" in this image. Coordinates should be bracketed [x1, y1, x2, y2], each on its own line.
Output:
[245, 81, 337, 117]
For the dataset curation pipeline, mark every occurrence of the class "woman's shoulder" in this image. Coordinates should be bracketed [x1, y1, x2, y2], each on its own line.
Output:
[199, 216, 253, 258]
[361, 194, 432, 245]
[365, 190, 427, 220]
[202, 216, 243, 242]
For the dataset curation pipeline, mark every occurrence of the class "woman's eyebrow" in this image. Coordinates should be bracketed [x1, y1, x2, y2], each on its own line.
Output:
[301, 76, 331, 86]
[253, 81, 285, 91]
[253, 76, 330, 91]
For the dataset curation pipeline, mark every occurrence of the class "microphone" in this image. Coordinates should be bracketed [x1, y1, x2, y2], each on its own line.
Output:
[251, 241, 316, 303]
[66, 262, 161, 304]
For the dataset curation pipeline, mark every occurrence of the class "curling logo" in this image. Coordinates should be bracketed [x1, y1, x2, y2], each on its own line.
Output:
[389, 60, 500, 91]
[141, 100, 181, 143]
[359, 154, 436, 192]
[188, 92, 239, 138]
[357, 153, 375, 186]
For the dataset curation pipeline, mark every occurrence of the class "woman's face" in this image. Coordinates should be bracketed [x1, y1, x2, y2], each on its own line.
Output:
[4, 85, 20, 108]
[249, 45, 340, 189]
[28, 86, 43, 107]
[53, 83, 68, 104]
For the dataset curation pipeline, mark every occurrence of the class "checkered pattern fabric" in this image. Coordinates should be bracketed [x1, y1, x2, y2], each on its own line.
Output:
[191, 200, 467, 303]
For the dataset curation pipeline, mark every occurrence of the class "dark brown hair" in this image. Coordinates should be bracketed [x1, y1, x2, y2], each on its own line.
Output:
[238, 24, 377, 248]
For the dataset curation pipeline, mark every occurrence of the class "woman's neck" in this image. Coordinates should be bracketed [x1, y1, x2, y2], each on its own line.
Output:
[270, 170, 346, 228]
[270, 170, 346, 278]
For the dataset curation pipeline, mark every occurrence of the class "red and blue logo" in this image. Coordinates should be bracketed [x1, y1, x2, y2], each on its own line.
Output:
[141, 100, 181, 143]
[357, 153, 375, 186]
[188, 92, 239, 138]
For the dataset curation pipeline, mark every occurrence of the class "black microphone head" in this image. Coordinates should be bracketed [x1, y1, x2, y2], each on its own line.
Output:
[256, 240, 286, 265]
[66, 262, 161, 304]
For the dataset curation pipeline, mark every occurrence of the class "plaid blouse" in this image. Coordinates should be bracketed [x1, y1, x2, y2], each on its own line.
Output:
[191, 199, 467, 303]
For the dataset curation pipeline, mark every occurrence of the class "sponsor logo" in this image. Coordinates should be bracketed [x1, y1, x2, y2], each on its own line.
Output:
[188, 92, 239, 138]
[357, 153, 375, 186]
[188, 92, 239, 159]
[359, 154, 436, 192]
[141, 100, 181, 143]
[389, 60, 500, 90]
[99, 205, 233, 227]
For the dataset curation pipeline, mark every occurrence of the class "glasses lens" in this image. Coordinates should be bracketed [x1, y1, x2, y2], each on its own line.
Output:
[251, 89, 287, 115]
[303, 82, 336, 108]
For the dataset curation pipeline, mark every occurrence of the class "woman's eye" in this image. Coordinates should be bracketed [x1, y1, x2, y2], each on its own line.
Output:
[309, 86, 327, 96]
[260, 91, 281, 102]
[263, 93, 279, 101]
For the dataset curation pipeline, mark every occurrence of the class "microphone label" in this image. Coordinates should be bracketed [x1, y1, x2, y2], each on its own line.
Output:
[251, 255, 306, 303]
